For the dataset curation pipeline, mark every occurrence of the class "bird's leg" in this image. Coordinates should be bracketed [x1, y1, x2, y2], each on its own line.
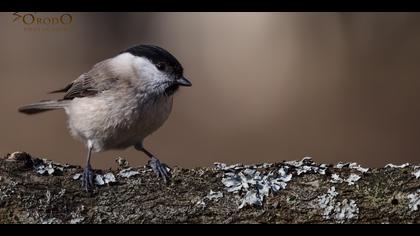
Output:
[81, 144, 95, 192]
[135, 144, 171, 183]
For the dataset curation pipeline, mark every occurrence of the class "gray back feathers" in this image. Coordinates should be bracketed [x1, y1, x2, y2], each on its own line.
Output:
[51, 60, 119, 100]
[19, 60, 120, 115]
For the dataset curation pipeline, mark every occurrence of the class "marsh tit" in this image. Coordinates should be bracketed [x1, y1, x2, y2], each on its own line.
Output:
[19, 44, 192, 191]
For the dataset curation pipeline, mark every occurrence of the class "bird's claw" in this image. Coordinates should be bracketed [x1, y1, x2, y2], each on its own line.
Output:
[81, 165, 95, 192]
[148, 157, 171, 183]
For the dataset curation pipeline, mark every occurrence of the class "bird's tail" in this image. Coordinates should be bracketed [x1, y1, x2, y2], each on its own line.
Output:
[18, 100, 69, 115]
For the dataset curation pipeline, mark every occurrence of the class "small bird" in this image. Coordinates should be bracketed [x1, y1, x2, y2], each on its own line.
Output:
[18, 45, 192, 191]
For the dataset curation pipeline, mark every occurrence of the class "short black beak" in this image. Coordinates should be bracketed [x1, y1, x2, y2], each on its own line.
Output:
[176, 77, 192, 87]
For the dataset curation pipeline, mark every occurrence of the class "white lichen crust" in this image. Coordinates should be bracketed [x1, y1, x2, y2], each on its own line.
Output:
[318, 187, 359, 223]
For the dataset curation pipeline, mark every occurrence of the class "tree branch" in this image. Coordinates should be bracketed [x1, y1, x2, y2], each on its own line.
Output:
[0, 152, 419, 224]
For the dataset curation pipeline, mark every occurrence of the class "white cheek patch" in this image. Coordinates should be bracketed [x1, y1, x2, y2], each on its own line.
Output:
[110, 53, 137, 76]
[133, 57, 170, 87]
[111, 53, 169, 91]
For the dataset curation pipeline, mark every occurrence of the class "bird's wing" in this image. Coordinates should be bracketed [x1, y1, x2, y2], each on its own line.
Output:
[49, 60, 119, 100]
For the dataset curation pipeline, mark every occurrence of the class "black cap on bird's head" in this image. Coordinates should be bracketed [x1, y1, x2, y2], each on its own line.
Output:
[121, 44, 192, 89]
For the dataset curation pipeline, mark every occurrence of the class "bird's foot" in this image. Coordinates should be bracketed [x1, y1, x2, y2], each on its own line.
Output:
[148, 157, 171, 183]
[81, 165, 95, 192]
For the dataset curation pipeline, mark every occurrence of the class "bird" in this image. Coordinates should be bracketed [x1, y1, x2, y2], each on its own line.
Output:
[18, 44, 192, 191]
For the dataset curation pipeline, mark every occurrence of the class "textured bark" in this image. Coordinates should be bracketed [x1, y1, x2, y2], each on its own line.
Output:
[0, 152, 419, 224]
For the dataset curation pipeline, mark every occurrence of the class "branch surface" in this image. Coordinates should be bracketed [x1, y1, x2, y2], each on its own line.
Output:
[0, 152, 419, 224]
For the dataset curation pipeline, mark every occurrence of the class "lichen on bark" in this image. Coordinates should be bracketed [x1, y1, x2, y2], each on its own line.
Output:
[0, 152, 419, 224]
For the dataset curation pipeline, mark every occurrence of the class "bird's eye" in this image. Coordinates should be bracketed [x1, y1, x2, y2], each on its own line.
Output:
[156, 62, 166, 71]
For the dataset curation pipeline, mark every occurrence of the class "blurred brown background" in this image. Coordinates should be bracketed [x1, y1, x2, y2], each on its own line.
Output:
[1, 12, 420, 169]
